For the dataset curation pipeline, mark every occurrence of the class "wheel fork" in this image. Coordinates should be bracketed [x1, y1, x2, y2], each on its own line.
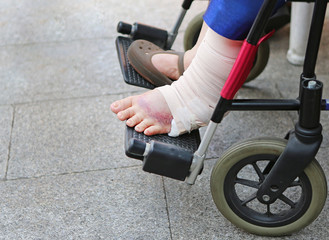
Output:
[257, 78, 323, 204]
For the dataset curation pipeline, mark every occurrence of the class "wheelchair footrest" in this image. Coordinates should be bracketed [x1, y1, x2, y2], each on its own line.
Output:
[125, 126, 201, 181]
[116, 36, 156, 89]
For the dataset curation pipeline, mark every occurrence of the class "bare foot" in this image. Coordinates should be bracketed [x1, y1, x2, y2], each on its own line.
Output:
[151, 49, 195, 80]
[110, 89, 173, 135]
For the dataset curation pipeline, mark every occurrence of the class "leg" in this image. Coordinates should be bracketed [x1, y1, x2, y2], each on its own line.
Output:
[112, 27, 242, 136]
[112, 0, 286, 136]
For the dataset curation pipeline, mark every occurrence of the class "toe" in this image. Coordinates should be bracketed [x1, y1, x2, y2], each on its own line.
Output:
[126, 114, 143, 127]
[144, 124, 170, 136]
[117, 107, 135, 121]
[110, 96, 133, 114]
[134, 119, 153, 133]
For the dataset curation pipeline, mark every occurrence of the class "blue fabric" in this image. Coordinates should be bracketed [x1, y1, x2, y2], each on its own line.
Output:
[203, 0, 286, 40]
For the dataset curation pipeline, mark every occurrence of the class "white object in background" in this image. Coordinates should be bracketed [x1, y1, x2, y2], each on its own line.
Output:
[287, 2, 315, 65]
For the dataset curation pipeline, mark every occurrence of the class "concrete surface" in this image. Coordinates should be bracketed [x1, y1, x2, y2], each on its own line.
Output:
[0, 0, 328, 239]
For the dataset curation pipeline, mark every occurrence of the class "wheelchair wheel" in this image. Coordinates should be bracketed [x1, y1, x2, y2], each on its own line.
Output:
[183, 12, 204, 51]
[183, 12, 270, 82]
[210, 138, 327, 236]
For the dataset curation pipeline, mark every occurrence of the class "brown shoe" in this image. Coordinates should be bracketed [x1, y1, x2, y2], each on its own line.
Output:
[127, 40, 184, 87]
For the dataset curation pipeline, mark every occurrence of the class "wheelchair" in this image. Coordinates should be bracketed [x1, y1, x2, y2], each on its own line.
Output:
[115, 0, 328, 236]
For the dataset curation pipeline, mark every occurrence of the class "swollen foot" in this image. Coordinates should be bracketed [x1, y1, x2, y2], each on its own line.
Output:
[110, 89, 173, 136]
[112, 28, 242, 137]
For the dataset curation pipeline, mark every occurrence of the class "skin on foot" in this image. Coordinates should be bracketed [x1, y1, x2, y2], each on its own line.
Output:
[110, 89, 173, 136]
[151, 49, 194, 80]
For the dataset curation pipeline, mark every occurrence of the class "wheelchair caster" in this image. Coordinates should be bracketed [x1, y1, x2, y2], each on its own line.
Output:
[210, 137, 327, 236]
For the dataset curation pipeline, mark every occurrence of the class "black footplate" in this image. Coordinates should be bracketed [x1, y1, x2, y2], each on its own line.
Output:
[125, 126, 201, 181]
[117, 36, 201, 181]
[116, 36, 156, 89]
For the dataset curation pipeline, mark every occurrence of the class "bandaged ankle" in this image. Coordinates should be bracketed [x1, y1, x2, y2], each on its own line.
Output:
[158, 28, 243, 137]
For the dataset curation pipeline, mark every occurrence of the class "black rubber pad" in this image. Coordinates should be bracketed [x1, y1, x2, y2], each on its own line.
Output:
[125, 126, 201, 160]
[116, 36, 156, 89]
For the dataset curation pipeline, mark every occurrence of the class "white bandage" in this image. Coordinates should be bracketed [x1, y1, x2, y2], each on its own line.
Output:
[158, 28, 243, 136]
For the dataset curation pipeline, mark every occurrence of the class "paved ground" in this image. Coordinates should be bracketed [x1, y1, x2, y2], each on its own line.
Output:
[0, 1, 328, 239]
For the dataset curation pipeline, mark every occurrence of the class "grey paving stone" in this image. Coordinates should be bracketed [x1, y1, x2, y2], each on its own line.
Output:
[205, 76, 294, 159]
[0, 0, 207, 105]
[164, 159, 328, 240]
[0, 167, 170, 239]
[264, 21, 329, 102]
[206, 111, 293, 160]
[262, 25, 301, 96]
[0, 39, 138, 105]
[315, 147, 329, 183]
[7, 94, 141, 179]
[0, 0, 207, 46]
[0, 105, 13, 179]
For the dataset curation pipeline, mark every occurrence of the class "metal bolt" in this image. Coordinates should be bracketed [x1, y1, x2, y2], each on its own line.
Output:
[262, 195, 270, 202]
[308, 80, 317, 89]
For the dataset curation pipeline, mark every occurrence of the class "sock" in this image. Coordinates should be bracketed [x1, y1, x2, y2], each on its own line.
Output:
[157, 27, 243, 136]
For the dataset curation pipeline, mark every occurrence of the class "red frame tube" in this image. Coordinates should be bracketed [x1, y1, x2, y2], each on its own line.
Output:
[221, 31, 274, 100]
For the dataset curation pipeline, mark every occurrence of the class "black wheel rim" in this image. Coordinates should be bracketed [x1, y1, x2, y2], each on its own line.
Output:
[223, 154, 312, 227]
